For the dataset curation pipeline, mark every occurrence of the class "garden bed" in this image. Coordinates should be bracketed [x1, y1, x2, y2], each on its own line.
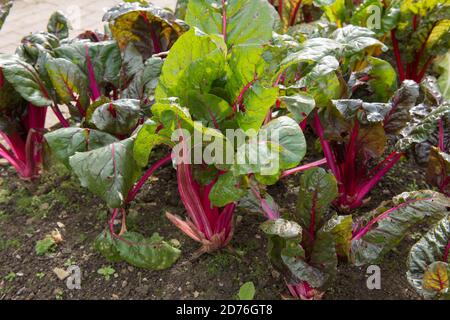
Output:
[0, 149, 427, 300]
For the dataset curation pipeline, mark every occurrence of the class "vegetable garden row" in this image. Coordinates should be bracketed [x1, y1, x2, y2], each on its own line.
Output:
[0, 0, 449, 300]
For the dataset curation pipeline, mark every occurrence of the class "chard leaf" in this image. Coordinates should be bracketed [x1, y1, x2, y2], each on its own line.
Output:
[155, 28, 227, 104]
[279, 93, 315, 123]
[332, 99, 391, 124]
[396, 102, 450, 151]
[95, 230, 181, 270]
[233, 116, 306, 179]
[185, 0, 276, 48]
[186, 92, 233, 128]
[296, 168, 338, 234]
[0, 54, 52, 106]
[55, 41, 122, 89]
[407, 215, 450, 299]
[350, 57, 397, 103]
[383, 80, 420, 134]
[435, 52, 450, 100]
[115, 231, 181, 270]
[209, 172, 246, 207]
[426, 147, 450, 196]
[236, 83, 278, 132]
[45, 127, 118, 168]
[47, 11, 71, 40]
[133, 119, 173, 167]
[123, 55, 163, 101]
[261, 218, 302, 239]
[351, 190, 450, 266]
[331, 25, 387, 57]
[69, 138, 139, 208]
[45, 57, 90, 110]
[89, 99, 141, 136]
[323, 214, 353, 259]
[103, 2, 186, 59]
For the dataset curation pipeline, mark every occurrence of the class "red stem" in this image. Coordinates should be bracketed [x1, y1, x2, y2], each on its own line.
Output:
[126, 153, 172, 203]
[438, 119, 445, 152]
[250, 184, 279, 220]
[443, 240, 450, 262]
[353, 152, 403, 209]
[289, 0, 302, 26]
[390, 30, 405, 81]
[278, 0, 283, 19]
[416, 56, 433, 82]
[280, 158, 327, 178]
[222, 0, 227, 43]
[140, 12, 162, 54]
[85, 45, 101, 100]
[51, 104, 70, 127]
[352, 197, 433, 240]
[0, 142, 25, 173]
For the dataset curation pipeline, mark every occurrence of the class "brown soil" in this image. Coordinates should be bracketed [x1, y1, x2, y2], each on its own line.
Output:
[0, 147, 432, 300]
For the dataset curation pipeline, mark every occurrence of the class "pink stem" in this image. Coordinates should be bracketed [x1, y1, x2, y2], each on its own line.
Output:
[280, 158, 327, 178]
[438, 119, 445, 152]
[353, 152, 403, 210]
[352, 197, 433, 240]
[250, 184, 279, 220]
[443, 240, 450, 262]
[0, 142, 25, 173]
[391, 30, 405, 81]
[127, 153, 172, 202]
[85, 45, 100, 100]
[51, 104, 70, 128]
[221, 0, 227, 43]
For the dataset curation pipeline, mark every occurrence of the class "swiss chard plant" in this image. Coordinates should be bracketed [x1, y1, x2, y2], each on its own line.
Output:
[0, 12, 73, 179]
[261, 167, 450, 299]
[43, 3, 187, 269]
[129, 0, 332, 255]
[407, 214, 450, 300]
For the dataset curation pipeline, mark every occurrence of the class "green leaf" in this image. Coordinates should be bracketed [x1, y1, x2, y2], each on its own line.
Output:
[45, 57, 90, 110]
[133, 119, 173, 167]
[383, 80, 420, 134]
[435, 52, 450, 100]
[89, 99, 141, 136]
[279, 93, 315, 123]
[47, 11, 71, 40]
[351, 190, 450, 266]
[94, 230, 122, 262]
[209, 172, 246, 207]
[426, 147, 450, 195]
[236, 83, 278, 132]
[0, 54, 52, 106]
[185, 0, 276, 48]
[296, 168, 338, 236]
[238, 282, 255, 300]
[45, 127, 119, 168]
[332, 99, 391, 124]
[35, 237, 56, 255]
[261, 218, 302, 239]
[55, 41, 122, 89]
[233, 116, 306, 178]
[186, 92, 233, 128]
[331, 25, 387, 57]
[407, 215, 450, 299]
[396, 102, 450, 151]
[155, 28, 227, 104]
[323, 214, 353, 258]
[350, 57, 397, 103]
[103, 2, 186, 59]
[116, 231, 181, 270]
[69, 138, 139, 208]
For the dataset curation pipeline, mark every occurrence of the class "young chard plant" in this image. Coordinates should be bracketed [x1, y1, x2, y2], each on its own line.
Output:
[261, 167, 450, 299]
[0, 12, 72, 179]
[131, 0, 328, 255]
[44, 3, 187, 270]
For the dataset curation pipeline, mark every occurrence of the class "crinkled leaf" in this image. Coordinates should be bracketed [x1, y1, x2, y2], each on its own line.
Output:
[296, 167, 338, 233]
[407, 215, 450, 299]
[323, 214, 353, 259]
[45, 57, 90, 110]
[426, 147, 450, 196]
[45, 127, 118, 168]
[279, 93, 315, 123]
[351, 190, 450, 266]
[69, 138, 139, 208]
[332, 99, 391, 124]
[0, 54, 52, 106]
[47, 11, 71, 40]
[89, 99, 141, 136]
[103, 2, 186, 59]
[261, 218, 302, 239]
[94, 230, 122, 262]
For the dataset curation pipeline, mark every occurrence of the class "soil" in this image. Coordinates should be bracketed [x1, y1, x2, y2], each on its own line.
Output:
[0, 145, 433, 300]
